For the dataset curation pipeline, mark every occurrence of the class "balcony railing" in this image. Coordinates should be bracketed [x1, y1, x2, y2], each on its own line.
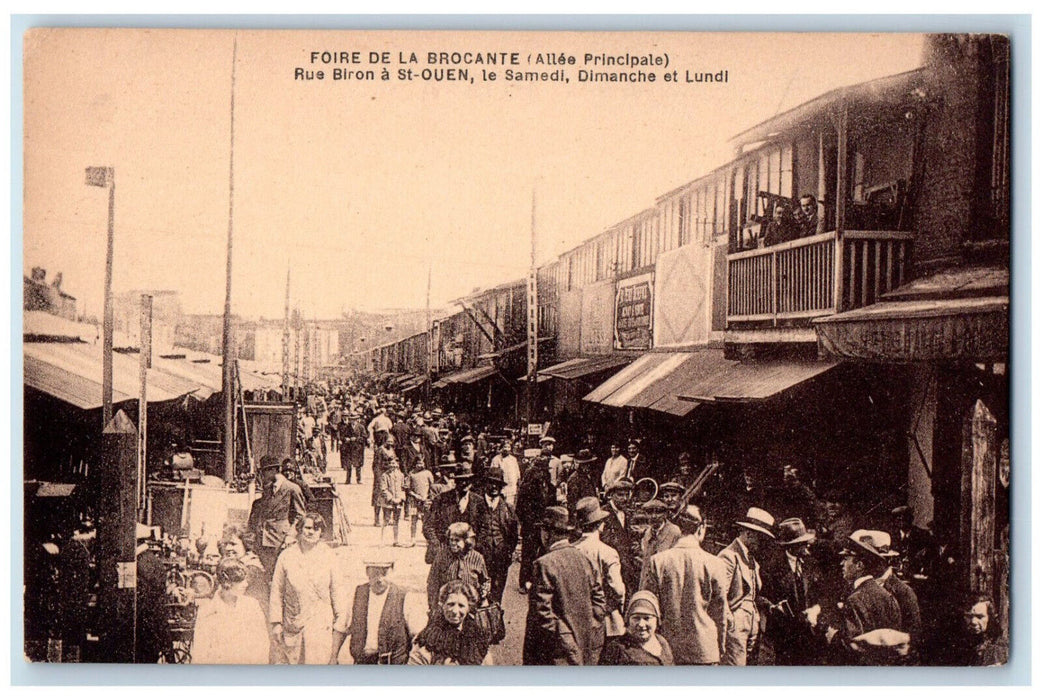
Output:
[727, 230, 913, 327]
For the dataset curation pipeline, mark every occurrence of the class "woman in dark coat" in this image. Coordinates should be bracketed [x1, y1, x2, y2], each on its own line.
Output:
[599, 590, 674, 666]
[408, 580, 492, 665]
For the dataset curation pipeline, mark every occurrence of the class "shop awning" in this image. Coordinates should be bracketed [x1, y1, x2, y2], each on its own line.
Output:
[24, 341, 206, 410]
[584, 349, 841, 416]
[432, 365, 498, 389]
[675, 357, 841, 403]
[814, 267, 1009, 362]
[477, 337, 555, 360]
[536, 355, 636, 381]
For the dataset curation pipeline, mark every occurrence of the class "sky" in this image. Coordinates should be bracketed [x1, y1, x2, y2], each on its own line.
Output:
[23, 29, 926, 319]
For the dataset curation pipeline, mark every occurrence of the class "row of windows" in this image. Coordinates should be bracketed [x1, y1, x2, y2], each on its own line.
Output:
[555, 141, 796, 292]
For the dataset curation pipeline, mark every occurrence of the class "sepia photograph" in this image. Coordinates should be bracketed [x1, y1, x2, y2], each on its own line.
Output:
[19, 26, 1011, 670]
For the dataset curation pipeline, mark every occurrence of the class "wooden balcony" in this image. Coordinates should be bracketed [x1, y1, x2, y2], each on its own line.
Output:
[727, 230, 913, 333]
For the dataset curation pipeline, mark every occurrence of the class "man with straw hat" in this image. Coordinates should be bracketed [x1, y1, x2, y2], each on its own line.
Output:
[718, 507, 776, 665]
[825, 529, 903, 663]
[522, 506, 607, 665]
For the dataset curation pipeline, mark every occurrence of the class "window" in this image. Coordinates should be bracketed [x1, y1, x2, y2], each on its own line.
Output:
[678, 197, 689, 246]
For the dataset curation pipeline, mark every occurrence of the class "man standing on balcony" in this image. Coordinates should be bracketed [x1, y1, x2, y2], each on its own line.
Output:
[795, 194, 823, 238]
[763, 203, 799, 247]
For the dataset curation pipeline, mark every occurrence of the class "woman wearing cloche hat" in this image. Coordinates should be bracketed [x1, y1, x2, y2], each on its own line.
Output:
[598, 591, 674, 665]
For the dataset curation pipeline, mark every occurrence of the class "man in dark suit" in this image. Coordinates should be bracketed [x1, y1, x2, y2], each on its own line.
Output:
[566, 449, 601, 513]
[601, 479, 639, 595]
[523, 506, 607, 665]
[475, 466, 520, 605]
[515, 455, 557, 592]
[760, 517, 829, 665]
[423, 464, 482, 564]
[247, 455, 306, 577]
[827, 530, 903, 664]
[340, 410, 367, 485]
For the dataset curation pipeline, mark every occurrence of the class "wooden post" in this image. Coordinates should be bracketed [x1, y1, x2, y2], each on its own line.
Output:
[835, 102, 849, 313]
[138, 294, 152, 519]
[961, 399, 998, 596]
[97, 410, 139, 663]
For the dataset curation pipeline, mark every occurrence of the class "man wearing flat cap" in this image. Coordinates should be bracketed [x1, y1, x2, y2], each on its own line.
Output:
[334, 560, 426, 665]
[248, 454, 306, 577]
[718, 507, 775, 665]
[637, 499, 682, 582]
[523, 506, 607, 665]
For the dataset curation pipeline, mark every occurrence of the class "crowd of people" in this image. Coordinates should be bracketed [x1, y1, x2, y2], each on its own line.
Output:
[179, 384, 1007, 667]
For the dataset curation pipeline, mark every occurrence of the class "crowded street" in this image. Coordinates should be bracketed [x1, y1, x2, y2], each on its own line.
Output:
[21, 28, 1012, 671]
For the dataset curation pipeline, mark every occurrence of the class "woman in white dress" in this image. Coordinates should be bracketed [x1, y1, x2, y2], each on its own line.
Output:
[191, 557, 269, 664]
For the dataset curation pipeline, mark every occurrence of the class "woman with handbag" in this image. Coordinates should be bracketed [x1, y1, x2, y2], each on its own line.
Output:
[408, 580, 493, 665]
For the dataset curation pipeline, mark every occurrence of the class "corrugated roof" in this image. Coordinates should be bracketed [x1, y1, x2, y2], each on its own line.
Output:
[729, 68, 925, 147]
[23, 311, 97, 341]
[24, 341, 204, 410]
[675, 358, 841, 403]
[585, 350, 840, 415]
[538, 355, 636, 381]
[432, 365, 498, 389]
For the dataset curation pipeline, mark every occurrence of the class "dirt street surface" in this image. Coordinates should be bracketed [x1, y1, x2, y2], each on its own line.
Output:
[327, 446, 526, 665]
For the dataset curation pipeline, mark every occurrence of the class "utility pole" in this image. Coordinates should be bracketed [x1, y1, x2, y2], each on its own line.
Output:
[282, 267, 291, 400]
[526, 186, 538, 431]
[425, 258, 432, 405]
[98, 410, 138, 662]
[221, 37, 238, 482]
[138, 294, 152, 520]
[85, 166, 115, 427]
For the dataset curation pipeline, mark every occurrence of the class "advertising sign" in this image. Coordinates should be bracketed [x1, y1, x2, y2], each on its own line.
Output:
[614, 272, 653, 351]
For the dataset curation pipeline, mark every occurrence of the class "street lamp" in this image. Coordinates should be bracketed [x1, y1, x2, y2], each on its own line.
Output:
[85, 166, 115, 428]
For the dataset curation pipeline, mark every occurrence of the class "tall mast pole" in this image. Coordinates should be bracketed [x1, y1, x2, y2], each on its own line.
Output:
[221, 36, 238, 482]
[282, 267, 291, 400]
[526, 186, 538, 430]
[425, 257, 432, 406]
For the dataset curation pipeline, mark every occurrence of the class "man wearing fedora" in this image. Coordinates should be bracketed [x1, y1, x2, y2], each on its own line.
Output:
[875, 531, 923, 661]
[247, 454, 306, 577]
[718, 507, 776, 665]
[760, 517, 827, 665]
[573, 497, 627, 638]
[523, 506, 607, 665]
[826, 529, 903, 663]
[424, 463, 482, 565]
[340, 408, 367, 485]
[516, 452, 558, 593]
[640, 504, 731, 664]
[566, 449, 601, 513]
[474, 466, 520, 605]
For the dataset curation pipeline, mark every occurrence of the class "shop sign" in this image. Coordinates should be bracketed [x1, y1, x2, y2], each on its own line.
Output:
[614, 272, 654, 351]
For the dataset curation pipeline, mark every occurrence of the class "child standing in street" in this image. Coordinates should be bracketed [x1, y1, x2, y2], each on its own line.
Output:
[406, 456, 435, 548]
[377, 456, 406, 546]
